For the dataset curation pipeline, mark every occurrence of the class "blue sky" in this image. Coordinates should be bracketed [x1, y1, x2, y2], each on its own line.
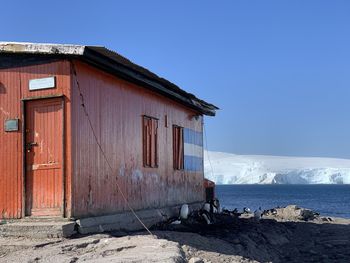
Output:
[2, 1, 350, 158]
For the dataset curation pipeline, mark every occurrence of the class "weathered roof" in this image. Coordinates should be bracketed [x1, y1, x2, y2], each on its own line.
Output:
[0, 42, 218, 116]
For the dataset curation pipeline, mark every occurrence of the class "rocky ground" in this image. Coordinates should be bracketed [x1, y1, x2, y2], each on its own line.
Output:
[0, 206, 349, 263]
[0, 233, 185, 263]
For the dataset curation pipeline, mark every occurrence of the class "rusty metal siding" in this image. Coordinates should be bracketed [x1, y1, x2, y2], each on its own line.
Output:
[71, 60, 204, 218]
[0, 61, 72, 219]
[0, 68, 21, 219]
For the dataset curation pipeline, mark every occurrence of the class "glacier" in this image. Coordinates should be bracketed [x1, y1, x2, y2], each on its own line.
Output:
[204, 151, 350, 184]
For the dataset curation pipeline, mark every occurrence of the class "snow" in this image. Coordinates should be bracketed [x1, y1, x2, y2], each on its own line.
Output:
[204, 151, 350, 184]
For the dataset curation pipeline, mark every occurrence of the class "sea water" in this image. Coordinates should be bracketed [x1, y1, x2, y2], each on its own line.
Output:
[216, 184, 350, 218]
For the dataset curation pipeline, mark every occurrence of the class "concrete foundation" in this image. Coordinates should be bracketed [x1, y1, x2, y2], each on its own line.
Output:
[76, 202, 202, 234]
[0, 202, 203, 238]
[0, 218, 76, 238]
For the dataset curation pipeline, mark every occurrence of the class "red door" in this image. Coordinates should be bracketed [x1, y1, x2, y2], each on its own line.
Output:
[25, 98, 64, 217]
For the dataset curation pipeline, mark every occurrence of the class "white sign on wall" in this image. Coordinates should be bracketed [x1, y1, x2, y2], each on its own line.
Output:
[29, 76, 56, 91]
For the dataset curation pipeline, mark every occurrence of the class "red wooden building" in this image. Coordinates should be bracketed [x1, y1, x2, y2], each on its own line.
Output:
[0, 42, 217, 224]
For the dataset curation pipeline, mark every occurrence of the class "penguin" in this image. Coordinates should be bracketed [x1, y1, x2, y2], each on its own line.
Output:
[180, 204, 189, 220]
[243, 207, 251, 214]
[222, 208, 230, 214]
[254, 207, 263, 221]
[203, 203, 211, 213]
[199, 210, 212, 225]
[263, 208, 277, 216]
[211, 198, 221, 213]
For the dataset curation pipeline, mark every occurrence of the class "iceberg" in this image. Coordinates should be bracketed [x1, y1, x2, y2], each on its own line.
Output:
[204, 151, 350, 184]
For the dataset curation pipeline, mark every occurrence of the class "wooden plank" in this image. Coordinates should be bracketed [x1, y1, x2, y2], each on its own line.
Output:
[25, 98, 64, 216]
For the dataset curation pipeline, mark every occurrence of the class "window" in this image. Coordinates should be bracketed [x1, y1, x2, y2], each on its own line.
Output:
[173, 125, 184, 170]
[143, 116, 158, 167]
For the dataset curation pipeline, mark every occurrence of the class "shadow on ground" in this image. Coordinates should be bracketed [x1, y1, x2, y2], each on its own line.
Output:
[150, 217, 350, 263]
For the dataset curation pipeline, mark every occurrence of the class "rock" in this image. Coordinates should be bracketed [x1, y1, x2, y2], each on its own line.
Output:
[189, 257, 204, 263]
[234, 244, 244, 252]
[324, 243, 333, 249]
[335, 254, 346, 260]
[266, 235, 289, 246]
[265, 205, 320, 221]
[232, 238, 240, 245]
[326, 240, 349, 246]
[300, 209, 317, 221]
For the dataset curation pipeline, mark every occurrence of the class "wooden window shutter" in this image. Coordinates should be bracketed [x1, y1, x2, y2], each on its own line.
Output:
[143, 116, 150, 167]
[151, 118, 158, 167]
[143, 116, 158, 168]
[173, 126, 184, 170]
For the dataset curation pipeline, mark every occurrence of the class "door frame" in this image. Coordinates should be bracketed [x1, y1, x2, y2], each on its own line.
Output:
[21, 95, 66, 218]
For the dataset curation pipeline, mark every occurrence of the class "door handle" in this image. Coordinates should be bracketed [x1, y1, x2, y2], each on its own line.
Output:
[26, 142, 38, 152]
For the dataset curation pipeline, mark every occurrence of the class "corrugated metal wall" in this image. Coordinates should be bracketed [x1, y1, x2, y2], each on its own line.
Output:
[71, 61, 204, 218]
[0, 57, 205, 219]
[0, 68, 22, 219]
[0, 61, 72, 219]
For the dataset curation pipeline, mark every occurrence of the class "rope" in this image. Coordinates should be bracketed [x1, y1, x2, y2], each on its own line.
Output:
[71, 62, 154, 237]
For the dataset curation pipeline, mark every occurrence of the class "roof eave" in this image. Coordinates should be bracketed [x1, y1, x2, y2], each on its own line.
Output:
[0, 42, 218, 116]
[82, 47, 217, 116]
